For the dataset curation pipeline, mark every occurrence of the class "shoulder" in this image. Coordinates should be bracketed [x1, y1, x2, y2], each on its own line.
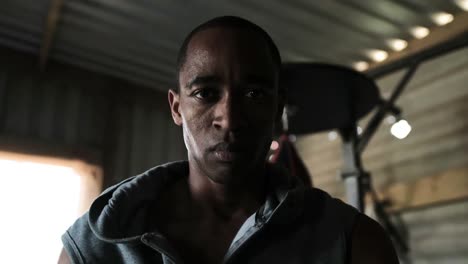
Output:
[294, 188, 359, 247]
[62, 211, 157, 263]
[285, 187, 398, 263]
[350, 213, 399, 264]
[61, 162, 189, 263]
[62, 213, 125, 263]
[61, 213, 94, 263]
[301, 188, 359, 226]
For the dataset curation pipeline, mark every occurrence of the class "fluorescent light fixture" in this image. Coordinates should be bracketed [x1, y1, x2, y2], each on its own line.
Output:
[366, 49, 388, 62]
[328, 131, 338, 141]
[410, 26, 430, 39]
[353, 61, 369, 71]
[431, 12, 454, 26]
[455, 0, 468, 11]
[270, 140, 279, 150]
[387, 38, 408, 51]
[391, 119, 412, 139]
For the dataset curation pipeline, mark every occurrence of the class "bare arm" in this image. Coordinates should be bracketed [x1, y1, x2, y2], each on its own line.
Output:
[57, 248, 71, 264]
[350, 214, 400, 264]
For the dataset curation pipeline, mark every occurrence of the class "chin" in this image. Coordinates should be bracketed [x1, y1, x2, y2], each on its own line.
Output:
[206, 162, 240, 184]
[208, 158, 260, 185]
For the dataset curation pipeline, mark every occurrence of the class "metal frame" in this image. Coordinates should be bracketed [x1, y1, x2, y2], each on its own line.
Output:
[367, 30, 468, 79]
[339, 66, 417, 262]
[338, 34, 468, 262]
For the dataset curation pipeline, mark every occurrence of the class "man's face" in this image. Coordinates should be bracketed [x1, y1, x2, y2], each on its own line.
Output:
[169, 27, 282, 185]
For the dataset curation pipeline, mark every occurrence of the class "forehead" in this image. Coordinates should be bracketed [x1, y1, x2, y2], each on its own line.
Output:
[181, 27, 276, 81]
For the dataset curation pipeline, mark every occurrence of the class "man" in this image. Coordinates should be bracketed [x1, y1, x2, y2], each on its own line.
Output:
[59, 16, 398, 264]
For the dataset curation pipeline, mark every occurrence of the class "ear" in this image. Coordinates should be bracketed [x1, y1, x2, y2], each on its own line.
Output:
[168, 89, 182, 126]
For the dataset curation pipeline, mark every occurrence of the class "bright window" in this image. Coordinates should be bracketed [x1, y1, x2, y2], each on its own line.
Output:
[0, 151, 102, 264]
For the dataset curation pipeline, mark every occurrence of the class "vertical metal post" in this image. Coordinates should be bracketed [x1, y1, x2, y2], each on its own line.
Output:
[340, 125, 367, 212]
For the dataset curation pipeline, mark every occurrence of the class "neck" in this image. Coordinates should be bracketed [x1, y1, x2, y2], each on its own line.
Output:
[187, 163, 267, 219]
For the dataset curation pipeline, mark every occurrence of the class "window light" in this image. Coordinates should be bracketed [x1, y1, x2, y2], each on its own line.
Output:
[0, 151, 102, 264]
[0, 159, 80, 264]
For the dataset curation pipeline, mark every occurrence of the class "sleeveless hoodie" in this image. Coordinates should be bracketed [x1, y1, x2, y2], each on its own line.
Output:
[62, 161, 359, 263]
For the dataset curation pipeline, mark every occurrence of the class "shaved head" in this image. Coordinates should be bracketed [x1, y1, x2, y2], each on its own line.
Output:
[175, 16, 281, 90]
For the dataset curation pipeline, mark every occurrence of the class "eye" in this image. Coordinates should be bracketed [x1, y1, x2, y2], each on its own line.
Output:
[192, 87, 219, 102]
[245, 87, 266, 100]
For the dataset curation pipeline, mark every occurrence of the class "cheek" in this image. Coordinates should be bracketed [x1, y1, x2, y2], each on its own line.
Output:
[183, 107, 212, 133]
[181, 104, 213, 150]
[248, 103, 278, 129]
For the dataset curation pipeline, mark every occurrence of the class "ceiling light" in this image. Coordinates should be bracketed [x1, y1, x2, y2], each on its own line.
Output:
[431, 12, 454, 26]
[387, 38, 408, 51]
[391, 119, 412, 139]
[455, 0, 468, 11]
[366, 49, 388, 62]
[353, 61, 369, 71]
[410, 26, 430, 39]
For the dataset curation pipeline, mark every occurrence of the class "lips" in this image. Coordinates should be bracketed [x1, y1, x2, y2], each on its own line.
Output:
[210, 142, 246, 162]
[213, 150, 237, 162]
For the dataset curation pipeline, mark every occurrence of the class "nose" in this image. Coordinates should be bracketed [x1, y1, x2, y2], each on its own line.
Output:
[212, 93, 245, 133]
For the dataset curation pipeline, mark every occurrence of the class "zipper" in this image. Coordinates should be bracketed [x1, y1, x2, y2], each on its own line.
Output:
[141, 233, 184, 264]
[222, 220, 265, 264]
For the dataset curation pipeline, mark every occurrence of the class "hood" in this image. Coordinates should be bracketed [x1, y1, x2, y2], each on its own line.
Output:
[87, 160, 300, 243]
[88, 161, 188, 243]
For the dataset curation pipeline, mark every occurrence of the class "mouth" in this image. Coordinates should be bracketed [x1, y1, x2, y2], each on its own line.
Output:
[210, 142, 246, 162]
[213, 150, 237, 162]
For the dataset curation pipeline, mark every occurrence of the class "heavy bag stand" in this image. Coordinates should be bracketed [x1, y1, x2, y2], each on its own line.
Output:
[280, 63, 418, 261]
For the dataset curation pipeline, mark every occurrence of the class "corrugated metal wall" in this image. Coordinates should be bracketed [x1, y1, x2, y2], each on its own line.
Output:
[0, 47, 185, 187]
[403, 200, 468, 263]
[295, 46, 468, 263]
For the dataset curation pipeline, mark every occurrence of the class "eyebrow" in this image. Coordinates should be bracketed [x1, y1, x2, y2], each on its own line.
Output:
[185, 75, 221, 90]
[244, 75, 274, 88]
[184, 74, 275, 90]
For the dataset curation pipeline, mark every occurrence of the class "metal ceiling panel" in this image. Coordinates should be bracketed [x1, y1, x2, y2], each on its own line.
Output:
[0, 0, 466, 91]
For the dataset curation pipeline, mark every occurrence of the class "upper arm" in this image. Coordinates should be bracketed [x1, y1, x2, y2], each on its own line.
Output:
[350, 214, 399, 264]
[58, 248, 71, 264]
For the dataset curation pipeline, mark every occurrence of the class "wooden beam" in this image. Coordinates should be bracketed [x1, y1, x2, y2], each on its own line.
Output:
[367, 11, 468, 75]
[377, 167, 468, 212]
[0, 133, 102, 166]
[39, 0, 64, 70]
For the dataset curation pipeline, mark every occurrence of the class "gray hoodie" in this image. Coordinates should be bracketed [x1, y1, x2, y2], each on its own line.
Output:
[62, 161, 358, 263]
